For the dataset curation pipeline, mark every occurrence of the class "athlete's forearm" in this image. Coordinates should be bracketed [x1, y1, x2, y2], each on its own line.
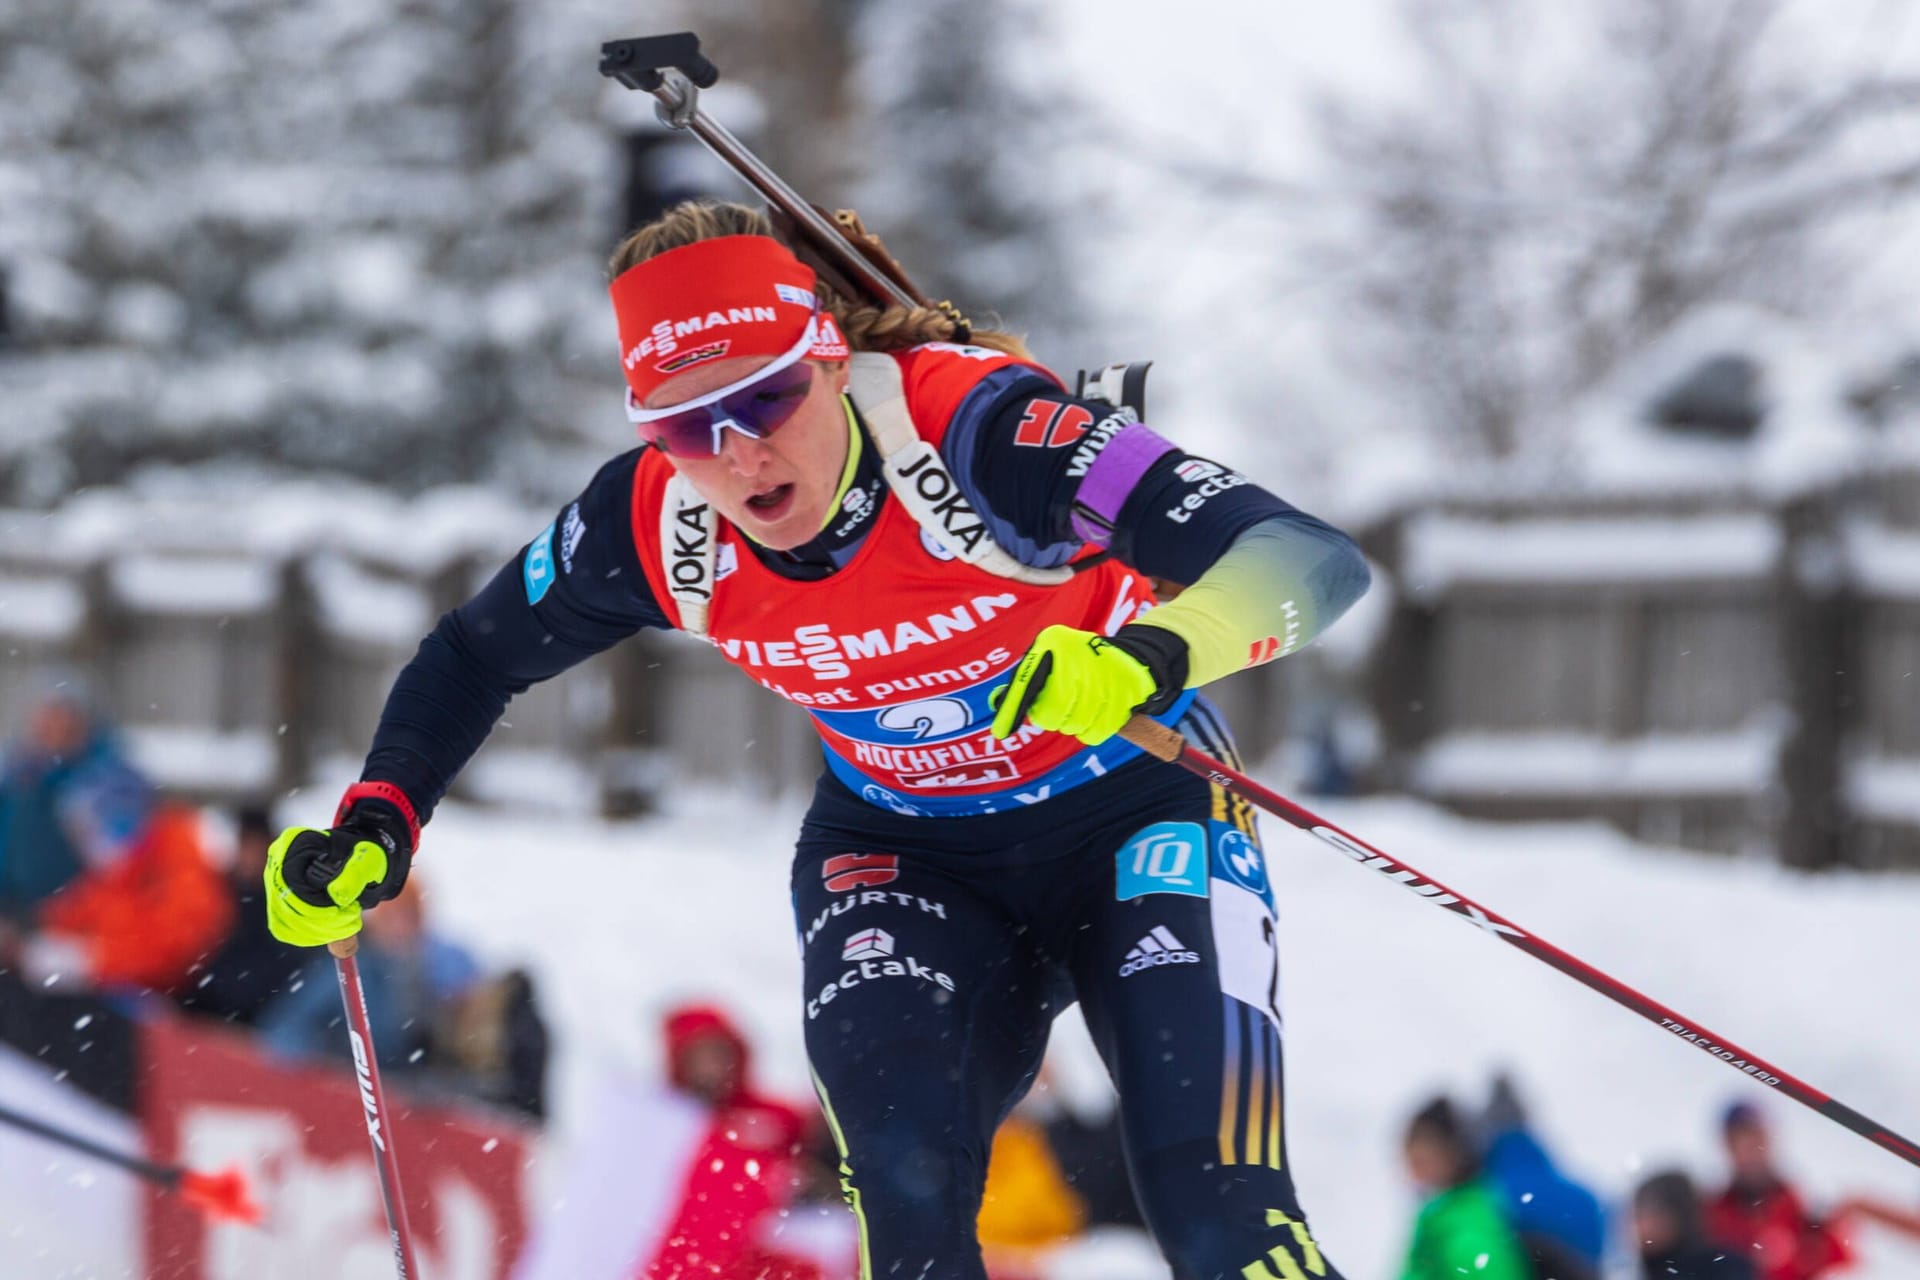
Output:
[1129, 515, 1370, 687]
[359, 613, 526, 821]
[358, 453, 667, 821]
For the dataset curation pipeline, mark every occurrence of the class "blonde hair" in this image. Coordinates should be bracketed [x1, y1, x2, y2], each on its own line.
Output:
[608, 199, 1034, 361]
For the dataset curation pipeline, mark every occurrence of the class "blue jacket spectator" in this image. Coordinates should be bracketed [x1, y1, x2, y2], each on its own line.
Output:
[0, 683, 151, 919]
[260, 878, 480, 1070]
[1478, 1075, 1608, 1278]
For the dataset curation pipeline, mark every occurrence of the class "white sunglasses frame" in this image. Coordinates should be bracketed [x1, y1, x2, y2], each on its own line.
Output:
[623, 314, 822, 425]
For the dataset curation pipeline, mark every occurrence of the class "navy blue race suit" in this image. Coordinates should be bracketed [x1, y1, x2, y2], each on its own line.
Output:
[355, 356, 1367, 1280]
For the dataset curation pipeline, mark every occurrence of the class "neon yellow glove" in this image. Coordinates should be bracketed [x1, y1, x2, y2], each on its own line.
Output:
[990, 624, 1166, 746]
[264, 824, 400, 947]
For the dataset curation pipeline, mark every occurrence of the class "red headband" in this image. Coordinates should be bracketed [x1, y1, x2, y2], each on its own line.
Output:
[609, 235, 849, 406]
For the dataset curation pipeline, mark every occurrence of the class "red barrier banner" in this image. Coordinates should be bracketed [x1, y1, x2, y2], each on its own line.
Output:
[141, 1015, 534, 1279]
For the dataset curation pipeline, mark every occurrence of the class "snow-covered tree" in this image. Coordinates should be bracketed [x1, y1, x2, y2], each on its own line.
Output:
[1310, 0, 1920, 460]
[848, 1, 1083, 359]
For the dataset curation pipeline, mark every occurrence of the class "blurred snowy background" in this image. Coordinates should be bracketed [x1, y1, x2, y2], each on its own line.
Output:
[4, 0, 1920, 1276]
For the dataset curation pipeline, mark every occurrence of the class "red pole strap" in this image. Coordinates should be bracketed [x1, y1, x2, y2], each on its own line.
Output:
[1119, 715, 1920, 1170]
[330, 937, 425, 1278]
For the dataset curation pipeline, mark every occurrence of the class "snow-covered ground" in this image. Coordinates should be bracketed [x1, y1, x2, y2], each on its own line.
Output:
[415, 782, 1920, 1280]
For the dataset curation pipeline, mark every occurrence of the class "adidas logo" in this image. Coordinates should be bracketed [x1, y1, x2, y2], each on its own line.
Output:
[1118, 926, 1202, 977]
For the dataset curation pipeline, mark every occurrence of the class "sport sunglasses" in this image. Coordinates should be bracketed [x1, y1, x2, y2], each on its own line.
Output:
[625, 319, 821, 459]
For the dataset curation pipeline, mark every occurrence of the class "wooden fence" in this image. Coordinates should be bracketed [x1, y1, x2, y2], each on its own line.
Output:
[0, 496, 1305, 823]
[1366, 463, 1920, 869]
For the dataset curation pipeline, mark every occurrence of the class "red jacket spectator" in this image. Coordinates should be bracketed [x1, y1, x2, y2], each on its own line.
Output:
[36, 804, 232, 993]
[1707, 1102, 1851, 1280]
[643, 1005, 822, 1280]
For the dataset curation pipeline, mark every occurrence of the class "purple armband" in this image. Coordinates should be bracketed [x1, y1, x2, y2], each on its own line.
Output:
[1069, 423, 1178, 545]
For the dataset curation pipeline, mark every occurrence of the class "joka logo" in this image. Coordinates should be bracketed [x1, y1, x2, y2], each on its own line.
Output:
[842, 928, 895, 961]
[668, 502, 712, 600]
[1115, 822, 1208, 901]
[1118, 926, 1202, 977]
[1217, 830, 1268, 896]
[822, 852, 900, 893]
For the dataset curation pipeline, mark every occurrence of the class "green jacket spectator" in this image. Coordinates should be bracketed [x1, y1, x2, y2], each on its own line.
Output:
[1400, 1095, 1532, 1280]
[1400, 1181, 1532, 1280]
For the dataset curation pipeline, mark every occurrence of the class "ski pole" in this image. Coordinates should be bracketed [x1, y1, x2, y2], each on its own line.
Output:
[331, 935, 423, 1278]
[0, 1096, 262, 1223]
[1118, 714, 1920, 1171]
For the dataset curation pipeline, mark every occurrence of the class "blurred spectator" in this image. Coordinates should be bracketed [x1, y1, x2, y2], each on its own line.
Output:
[0, 680, 151, 920]
[513, 1001, 850, 1280]
[1475, 1074, 1606, 1280]
[978, 1072, 1087, 1280]
[1041, 1094, 1144, 1232]
[439, 966, 550, 1121]
[20, 802, 230, 995]
[260, 877, 481, 1070]
[0, 685, 222, 1111]
[1635, 1169, 1757, 1280]
[175, 805, 305, 1026]
[1706, 1101, 1852, 1280]
[1398, 1095, 1532, 1280]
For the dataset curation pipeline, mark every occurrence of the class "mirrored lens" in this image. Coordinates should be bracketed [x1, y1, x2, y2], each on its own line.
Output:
[647, 363, 816, 458]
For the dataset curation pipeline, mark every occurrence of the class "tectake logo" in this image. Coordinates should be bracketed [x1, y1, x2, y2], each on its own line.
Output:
[842, 927, 895, 961]
[807, 938, 957, 1019]
[1116, 821, 1208, 900]
[1166, 468, 1248, 524]
[1175, 459, 1223, 483]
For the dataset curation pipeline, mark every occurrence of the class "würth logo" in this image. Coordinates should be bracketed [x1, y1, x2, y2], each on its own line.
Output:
[822, 853, 900, 893]
[1118, 926, 1202, 977]
[842, 928, 895, 962]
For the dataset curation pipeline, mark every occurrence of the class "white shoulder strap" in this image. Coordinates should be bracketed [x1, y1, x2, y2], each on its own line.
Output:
[848, 352, 1072, 588]
[661, 471, 717, 638]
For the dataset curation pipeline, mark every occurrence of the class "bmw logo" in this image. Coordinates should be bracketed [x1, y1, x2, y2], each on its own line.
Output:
[1217, 829, 1267, 894]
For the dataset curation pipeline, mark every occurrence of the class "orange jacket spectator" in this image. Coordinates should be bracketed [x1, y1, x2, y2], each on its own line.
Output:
[978, 1111, 1086, 1280]
[37, 804, 232, 992]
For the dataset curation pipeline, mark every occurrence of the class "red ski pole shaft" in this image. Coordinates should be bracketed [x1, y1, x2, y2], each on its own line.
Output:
[1120, 714, 1920, 1171]
[330, 936, 424, 1278]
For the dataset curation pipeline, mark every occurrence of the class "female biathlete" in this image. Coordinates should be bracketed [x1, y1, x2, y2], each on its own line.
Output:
[266, 201, 1369, 1280]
